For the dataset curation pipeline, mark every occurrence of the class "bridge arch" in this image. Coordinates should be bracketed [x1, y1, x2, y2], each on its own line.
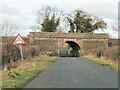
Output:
[65, 41, 80, 57]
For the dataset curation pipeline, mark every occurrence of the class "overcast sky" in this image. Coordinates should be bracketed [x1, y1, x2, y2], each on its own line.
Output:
[0, 0, 119, 38]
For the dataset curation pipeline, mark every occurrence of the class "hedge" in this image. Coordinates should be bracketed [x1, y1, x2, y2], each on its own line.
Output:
[2, 44, 41, 69]
[95, 46, 119, 62]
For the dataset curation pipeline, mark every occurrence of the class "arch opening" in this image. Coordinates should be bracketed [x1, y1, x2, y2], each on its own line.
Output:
[65, 41, 80, 57]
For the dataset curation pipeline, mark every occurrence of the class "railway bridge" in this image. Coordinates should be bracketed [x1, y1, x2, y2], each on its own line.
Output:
[28, 32, 109, 56]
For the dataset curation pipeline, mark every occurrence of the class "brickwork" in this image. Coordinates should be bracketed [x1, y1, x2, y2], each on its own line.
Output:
[28, 32, 109, 53]
[32, 39, 58, 52]
[28, 32, 109, 39]
[108, 39, 120, 47]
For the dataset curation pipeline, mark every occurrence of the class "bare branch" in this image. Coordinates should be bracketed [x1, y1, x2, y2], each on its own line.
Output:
[0, 17, 17, 36]
[112, 21, 118, 31]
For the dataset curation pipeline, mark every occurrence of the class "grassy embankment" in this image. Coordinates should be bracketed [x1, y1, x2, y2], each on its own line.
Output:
[82, 55, 119, 73]
[2, 55, 58, 88]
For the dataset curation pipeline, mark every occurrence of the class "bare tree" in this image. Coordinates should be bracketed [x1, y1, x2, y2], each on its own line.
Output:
[0, 17, 17, 36]
[112, 21, 118, 32]
[30, 25, 38, 32]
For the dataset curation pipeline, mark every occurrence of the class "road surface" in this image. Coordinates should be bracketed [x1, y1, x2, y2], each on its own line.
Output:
[25, 57, 118, 88]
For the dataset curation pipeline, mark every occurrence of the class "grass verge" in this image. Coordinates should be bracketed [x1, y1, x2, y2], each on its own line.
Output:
[82, 55, 119, 73]
[2, 55, 58, 88]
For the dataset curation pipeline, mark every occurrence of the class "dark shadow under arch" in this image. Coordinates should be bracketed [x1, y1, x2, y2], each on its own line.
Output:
[65, 41, 80, 57]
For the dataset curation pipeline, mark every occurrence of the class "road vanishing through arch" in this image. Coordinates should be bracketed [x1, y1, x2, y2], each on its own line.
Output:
[25, 57, 118, 88]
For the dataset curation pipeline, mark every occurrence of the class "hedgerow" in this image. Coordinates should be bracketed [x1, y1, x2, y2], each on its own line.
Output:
[86, 46, 119, 62]
[2, 44, 41, 70]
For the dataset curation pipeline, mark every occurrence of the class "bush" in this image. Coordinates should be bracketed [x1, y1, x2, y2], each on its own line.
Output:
[2, 44, 21, 65]
[94, 46, 119, 62]
[104, 46, 119, 62]
[2, 44, 41, 69]
[21, 46, 41, 59]
[95, 47, 104, 58]
[31, 46, 40, 57]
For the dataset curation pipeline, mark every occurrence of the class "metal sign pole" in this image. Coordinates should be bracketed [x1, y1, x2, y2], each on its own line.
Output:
[19, 44, 23, 62]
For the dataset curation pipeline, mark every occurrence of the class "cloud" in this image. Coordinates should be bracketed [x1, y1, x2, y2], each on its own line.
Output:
[0, 2, 20, 16]
[94, 17, 118, 38]
[12, 14, 37, 36]
[81, 2, 117, 19]
[0, 0, 119, 38]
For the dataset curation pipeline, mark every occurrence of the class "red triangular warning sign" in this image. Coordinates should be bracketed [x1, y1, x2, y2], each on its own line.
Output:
[13, 34, 26, 45]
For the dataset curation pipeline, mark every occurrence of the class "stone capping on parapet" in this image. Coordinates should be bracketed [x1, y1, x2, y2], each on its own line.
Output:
[28, 32, 109, 39]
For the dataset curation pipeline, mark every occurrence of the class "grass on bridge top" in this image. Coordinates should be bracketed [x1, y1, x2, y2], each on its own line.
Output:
[2, 55, 58, 88]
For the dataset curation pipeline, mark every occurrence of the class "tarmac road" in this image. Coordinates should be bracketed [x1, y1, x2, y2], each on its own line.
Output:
[25, 57, 118, 88]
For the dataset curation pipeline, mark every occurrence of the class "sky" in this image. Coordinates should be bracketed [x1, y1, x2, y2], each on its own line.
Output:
[0, 0, 119, 38]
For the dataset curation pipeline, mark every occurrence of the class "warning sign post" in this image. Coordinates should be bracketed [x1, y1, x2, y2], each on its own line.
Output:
[13, 34, 26, 62]
[19, 44, 23, 62]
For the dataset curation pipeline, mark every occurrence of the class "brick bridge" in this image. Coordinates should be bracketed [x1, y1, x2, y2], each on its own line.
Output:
[28, 32, 109, 56]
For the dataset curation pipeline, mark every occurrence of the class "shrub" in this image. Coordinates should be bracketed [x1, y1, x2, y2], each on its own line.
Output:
[2, 44, 41, 69]
[104, 46, 119, 62]
[31, 46, 40, 57]
[94, 46, 119, 62]
[2, 44, 21, 66]
[22, 46, 32, 59]
[22, 46, 40, 59]
[95, 47, 105, 58]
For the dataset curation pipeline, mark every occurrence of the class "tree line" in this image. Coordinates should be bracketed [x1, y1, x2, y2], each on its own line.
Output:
[32, 6, 107, 33]
[2, 5, 118, 36]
